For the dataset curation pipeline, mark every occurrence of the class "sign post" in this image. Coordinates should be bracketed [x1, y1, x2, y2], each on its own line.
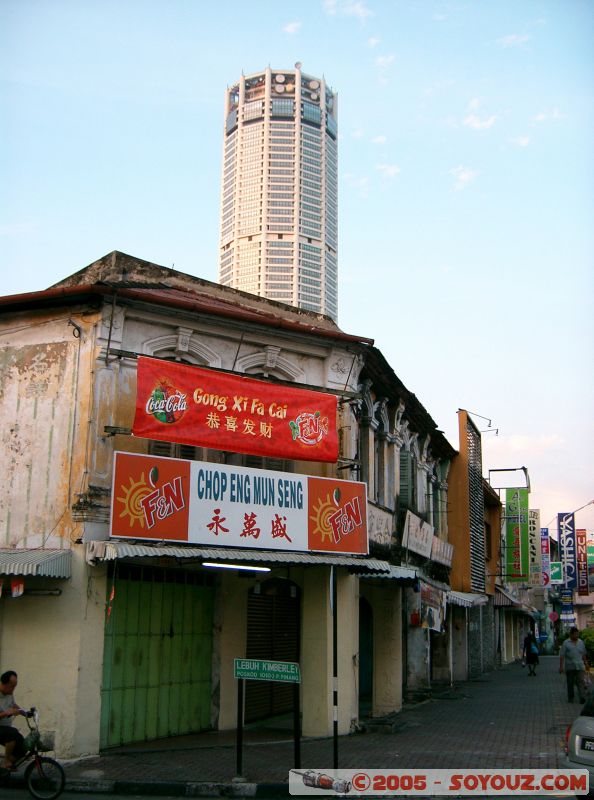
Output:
[236, 677, 244, 779]
[233, 659, 302, 779]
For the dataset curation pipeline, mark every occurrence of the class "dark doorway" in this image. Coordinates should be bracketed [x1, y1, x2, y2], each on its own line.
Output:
[359, 597, 373, 716]
[245, 578, 301, 723]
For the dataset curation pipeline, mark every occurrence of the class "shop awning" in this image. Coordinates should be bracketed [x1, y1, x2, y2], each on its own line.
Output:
[0, 549, 72, 578]
[447, 591, 489, 608]
[359, 564, 418, 583]
[86, 540, 391, 573]
[494, 586, 521, 607]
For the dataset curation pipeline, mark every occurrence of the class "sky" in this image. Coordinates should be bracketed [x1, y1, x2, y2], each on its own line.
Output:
[1, 0, 593, 537]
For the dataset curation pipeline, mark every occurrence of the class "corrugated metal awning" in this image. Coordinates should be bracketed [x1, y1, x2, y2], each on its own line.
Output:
[86, 540, 391, 573]
[447, 591, 489, 608]
[494, 586, 521, 607]
[0, 549, 72, 578]
[359, 564, 418, 583]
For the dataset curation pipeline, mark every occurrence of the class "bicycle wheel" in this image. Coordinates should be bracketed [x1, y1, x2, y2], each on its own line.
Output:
[24, 756, 65, 800]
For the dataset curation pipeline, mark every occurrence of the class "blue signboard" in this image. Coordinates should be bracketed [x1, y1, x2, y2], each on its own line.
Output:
[558, 512, 577, 589]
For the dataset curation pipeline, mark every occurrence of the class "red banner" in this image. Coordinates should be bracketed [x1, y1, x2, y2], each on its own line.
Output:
[577, 528, 589, 596]
[132, 357, 338, 463]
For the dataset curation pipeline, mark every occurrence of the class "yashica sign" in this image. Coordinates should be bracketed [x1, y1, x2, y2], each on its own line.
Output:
[110, 452, 368, 555]
[558, 512, 577, 589]
[132, 357, 338, 463]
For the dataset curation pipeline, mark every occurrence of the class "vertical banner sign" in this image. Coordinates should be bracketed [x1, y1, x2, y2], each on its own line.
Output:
[588, 530, 594, 592]
[505, 488, 529, 582]
[576, 528, 589, 596]
[540, 528, 551, 588]
[558, 513, 577, 590]
[560, 588, 576, 626]
[528, 509, 542, 586]
[132, 357, 338, 463]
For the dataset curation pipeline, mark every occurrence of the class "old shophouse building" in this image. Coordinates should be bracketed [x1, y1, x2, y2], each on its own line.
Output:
[1, 251, 461, 757]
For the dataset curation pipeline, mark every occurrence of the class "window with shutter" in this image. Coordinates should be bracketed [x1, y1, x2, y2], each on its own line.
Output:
[399, 450, 413, 511]
[433, 481, 440, 533]
[147, 440, 204, 461]
[244, 454, 292, 472]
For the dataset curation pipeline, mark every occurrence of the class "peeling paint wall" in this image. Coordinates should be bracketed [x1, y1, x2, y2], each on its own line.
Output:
[1, 341, 76, 547]
[0, 311, 98, 547]
[0, 308, 105, 756]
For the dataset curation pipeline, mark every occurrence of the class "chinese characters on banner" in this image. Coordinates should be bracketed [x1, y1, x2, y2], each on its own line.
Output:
[505, 488, 529, 582]
[528, 509, 542, 586]
[110, 452, 368, 555]
[540, 527, 551, 588]
[558, 513, 577, 590]
[132, 357, 338, 463]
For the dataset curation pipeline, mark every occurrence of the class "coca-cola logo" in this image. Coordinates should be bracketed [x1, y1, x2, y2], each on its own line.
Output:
[147, 383, 187, 424]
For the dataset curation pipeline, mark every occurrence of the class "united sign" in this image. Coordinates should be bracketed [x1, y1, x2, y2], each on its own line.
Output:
[132, 357, 339, 463]
[110, 452, 368, 555]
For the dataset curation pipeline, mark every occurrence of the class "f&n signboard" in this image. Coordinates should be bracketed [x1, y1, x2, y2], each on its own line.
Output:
[110, 452, 368, 555]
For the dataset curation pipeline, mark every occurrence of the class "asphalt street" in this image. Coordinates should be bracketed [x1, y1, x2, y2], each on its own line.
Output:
[4, 655, 586, 798]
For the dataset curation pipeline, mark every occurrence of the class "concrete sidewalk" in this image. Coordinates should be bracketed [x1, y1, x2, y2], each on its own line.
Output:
[18, 655, 581, 796]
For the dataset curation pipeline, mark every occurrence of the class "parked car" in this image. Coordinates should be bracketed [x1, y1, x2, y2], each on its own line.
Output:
[563, 692, 594, 797]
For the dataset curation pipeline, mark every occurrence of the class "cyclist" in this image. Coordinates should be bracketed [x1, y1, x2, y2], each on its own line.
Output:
[0, 670, 27, 769]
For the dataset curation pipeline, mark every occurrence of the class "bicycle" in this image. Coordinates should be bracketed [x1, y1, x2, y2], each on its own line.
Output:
[0, 707, 65, 799]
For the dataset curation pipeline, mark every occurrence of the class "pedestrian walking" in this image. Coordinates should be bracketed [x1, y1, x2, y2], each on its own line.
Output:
[559, 626, 589, 703]
[523, 631, 540, 676]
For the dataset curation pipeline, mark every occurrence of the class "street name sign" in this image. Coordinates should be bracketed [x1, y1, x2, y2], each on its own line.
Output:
[234, 658, 301, 683]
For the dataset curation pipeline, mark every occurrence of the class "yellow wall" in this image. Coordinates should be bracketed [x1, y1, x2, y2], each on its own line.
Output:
[360, 582, 403, 716]
[217, 573, 248, 730]
[0, 548, 107, 756]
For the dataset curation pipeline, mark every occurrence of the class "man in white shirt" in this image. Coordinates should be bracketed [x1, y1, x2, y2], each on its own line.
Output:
[559, 627, 589, 703]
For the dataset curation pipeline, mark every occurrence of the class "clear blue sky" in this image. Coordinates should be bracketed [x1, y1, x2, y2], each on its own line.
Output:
[2, 0, 593, 534]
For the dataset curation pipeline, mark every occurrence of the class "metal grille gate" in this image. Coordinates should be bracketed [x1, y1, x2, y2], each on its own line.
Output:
[244, 578, 300, 723]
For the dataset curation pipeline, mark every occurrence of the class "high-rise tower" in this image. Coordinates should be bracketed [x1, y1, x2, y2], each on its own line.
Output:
[218, 65, 338, 320]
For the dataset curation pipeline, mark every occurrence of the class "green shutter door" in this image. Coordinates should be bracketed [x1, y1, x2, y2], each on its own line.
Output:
[100, 565, 214, 749]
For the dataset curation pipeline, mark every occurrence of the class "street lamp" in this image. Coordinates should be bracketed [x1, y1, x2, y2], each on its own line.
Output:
[562, 500, 594, 519]
[546, 499, 594, 531]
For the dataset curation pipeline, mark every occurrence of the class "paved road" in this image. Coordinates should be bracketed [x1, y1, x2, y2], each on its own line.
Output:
[13, 655, 583, 796]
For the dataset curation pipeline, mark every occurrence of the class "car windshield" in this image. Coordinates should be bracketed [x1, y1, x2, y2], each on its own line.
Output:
[581, 694, 594, 717]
